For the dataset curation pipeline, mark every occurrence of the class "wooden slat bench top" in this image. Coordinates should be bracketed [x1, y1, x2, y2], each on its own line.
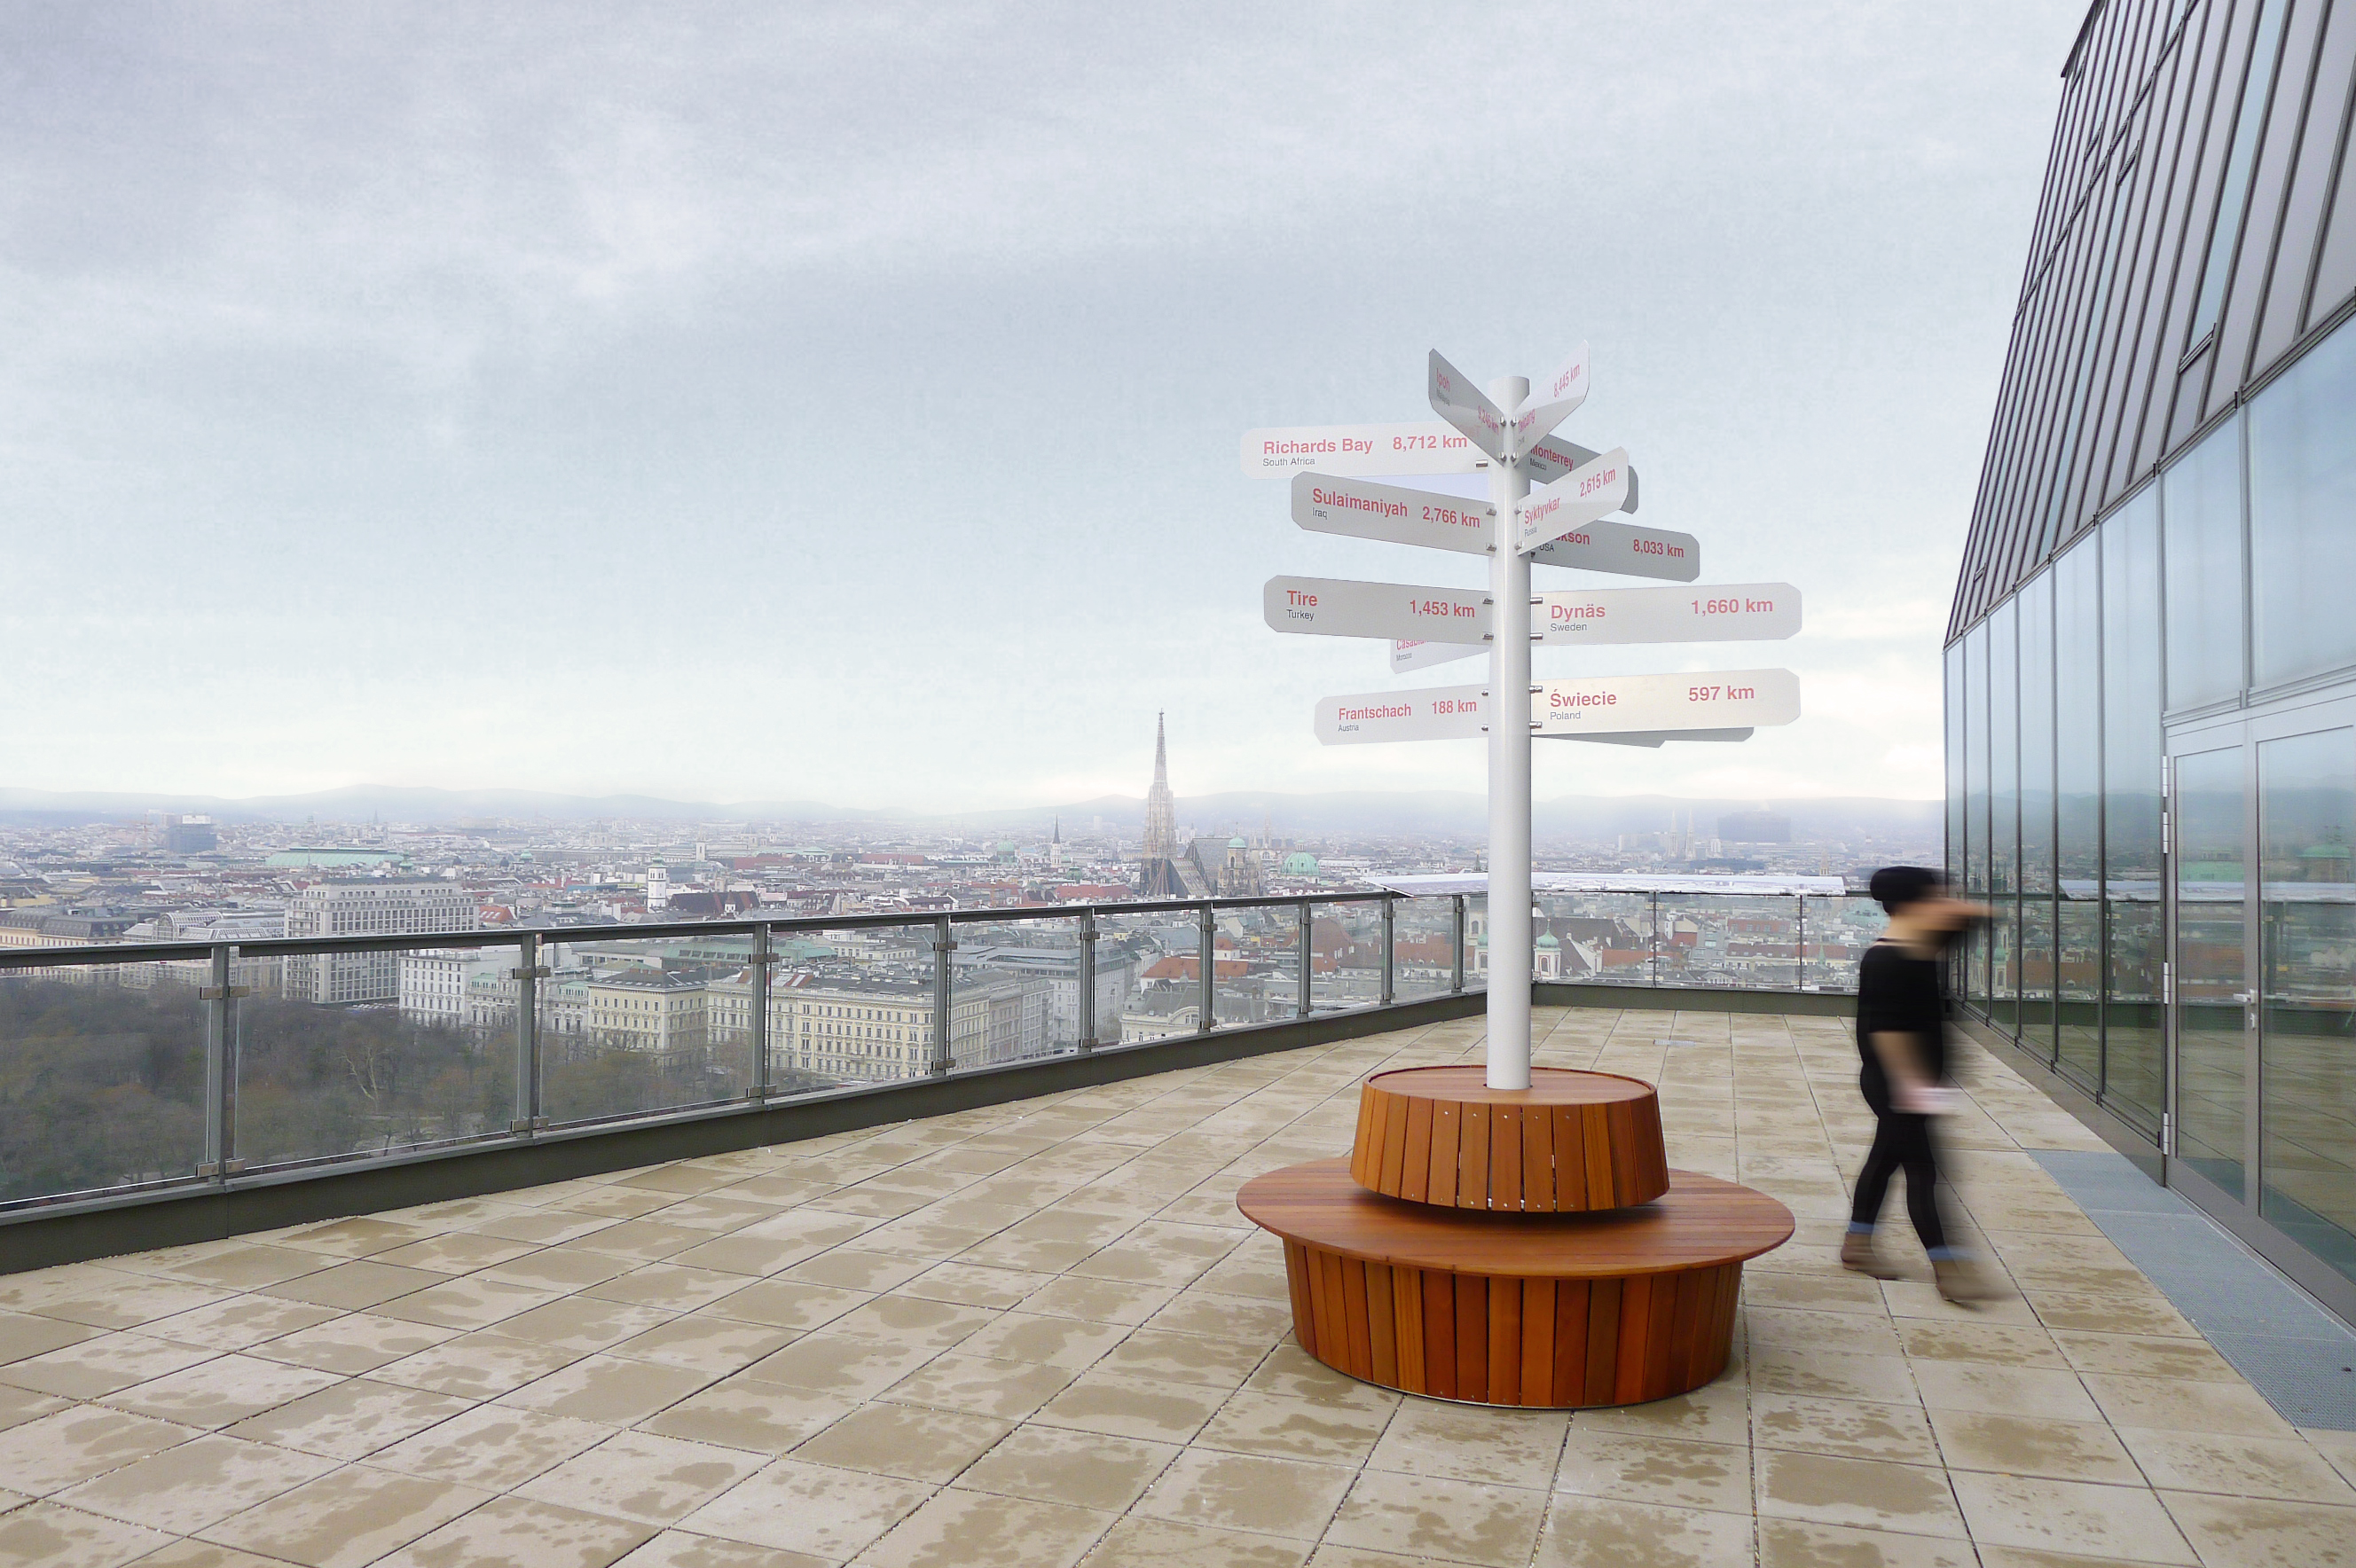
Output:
[1363, 1065, 1656, 1105]
[1240, 1158, 1794, 1280]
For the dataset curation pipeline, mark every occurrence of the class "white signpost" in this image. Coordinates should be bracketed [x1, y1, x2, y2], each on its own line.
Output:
[1247, 348, 1802, 1090]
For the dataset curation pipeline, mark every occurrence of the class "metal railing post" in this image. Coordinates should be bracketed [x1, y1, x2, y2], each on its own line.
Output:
[1077, 911, 1098, 1053]
[1450, 895, 1465, 994]
[750, 925, 772, 1096]
[1380, 897, 1395, 1007]
[1198, 904, 1216, 1032]
[1297, 901, 1313, 1018]
[1794, 895, 1806, 992]
[1649, 891, 1661, 987]
[512, 932, 546, 1135]
[201, 944, 232, 1180]
[931, 917, 955, 1075]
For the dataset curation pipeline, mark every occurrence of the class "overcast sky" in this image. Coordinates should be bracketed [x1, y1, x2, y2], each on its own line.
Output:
[0, 3, 2081, 812]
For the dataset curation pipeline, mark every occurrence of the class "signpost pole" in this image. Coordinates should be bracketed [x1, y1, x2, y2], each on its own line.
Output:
[1487, 375, 1534, 1091]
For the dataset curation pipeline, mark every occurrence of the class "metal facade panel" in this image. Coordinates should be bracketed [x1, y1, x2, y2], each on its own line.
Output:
[2209, 0, 2329, 412]
[2250, 0, 2355, 369]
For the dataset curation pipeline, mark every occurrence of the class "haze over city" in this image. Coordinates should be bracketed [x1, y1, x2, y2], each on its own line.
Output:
[0, 3, 2079, 812]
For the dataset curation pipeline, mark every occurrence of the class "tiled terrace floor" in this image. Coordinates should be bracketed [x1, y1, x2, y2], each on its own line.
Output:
[4, 1007, 2354, 1568]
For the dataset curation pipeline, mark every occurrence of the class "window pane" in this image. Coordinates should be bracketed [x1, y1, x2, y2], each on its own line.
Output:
[2250, 318, 2356, 687]
[2056, 534, 2104, 1086]
[2187, 0, 2290, 341]
[1965, 620, 1991, 1007]
[2021, 571, 2058, 1061]
[2163, 416, 2245, 709]
[2178, 745, 2250, 1196]
[1991, 599, 2022, 1029]
[1946, 641, 1968, 897]
[2102, 492, 2164, 1128]
[2258, 728, 2356, 1283]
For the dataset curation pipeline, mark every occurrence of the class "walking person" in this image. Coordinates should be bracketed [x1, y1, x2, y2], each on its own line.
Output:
[1841, 866, 1999, 1303]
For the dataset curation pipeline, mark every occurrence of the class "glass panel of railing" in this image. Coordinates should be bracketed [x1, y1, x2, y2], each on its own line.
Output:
[1, 959, 211, 1207]
[763, 925, 935, 1090]
[1213, 904, 1300, 1029]
[1802, 896, 1888, 992]
[1535, 891, 1657, 986]
[1653, 895, 1801, 989]
[240, 942, 519, 1169]
[1310, 902, 1384, 1013]
[952, 914, 1086, 1062]
[537, 934, 754, 1125]
[1390, 897, 1459, 1002]
[1096, 909, 1201, 1043]
[1464, 893, 1488, 991]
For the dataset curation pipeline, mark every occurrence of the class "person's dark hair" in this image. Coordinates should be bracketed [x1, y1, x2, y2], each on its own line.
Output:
[1869, 866, 1944, 915]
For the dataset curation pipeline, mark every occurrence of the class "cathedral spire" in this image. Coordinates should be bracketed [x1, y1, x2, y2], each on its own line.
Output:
[1140, 711, 1182, 894]
[1152, 711, 1168, 788]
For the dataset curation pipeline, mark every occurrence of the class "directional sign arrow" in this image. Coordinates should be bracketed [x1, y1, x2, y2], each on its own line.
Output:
[1524, 435, 1642, 513]
[1535, 583, 1801, 646]
[1291, 474, 1495, 555]
[1240, 422, 1488, 478]
[1514, 447, 1630, 554]
[1510, 343, 1589, 457]
[1316, 684, 1488, 745]
[1266, 576, 1488, 644]
[1427, 350, 1509, 461]
[1527, 518, 1701, 582]
[1390, 638, 1488, 674]
[1543, 728, 1755, 749]
[1532, 669, 1800, 738]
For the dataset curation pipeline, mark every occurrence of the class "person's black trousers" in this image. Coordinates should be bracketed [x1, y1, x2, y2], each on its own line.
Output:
[1851, 1075, 1948, 1250]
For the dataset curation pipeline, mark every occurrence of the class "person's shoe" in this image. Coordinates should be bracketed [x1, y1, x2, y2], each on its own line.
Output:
[1841, 1232, 1901, 1279]
[1932, 1256, 2001, 1304]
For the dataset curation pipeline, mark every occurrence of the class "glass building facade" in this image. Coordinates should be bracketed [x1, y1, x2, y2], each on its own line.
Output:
[1947, 0, 2356, 1316]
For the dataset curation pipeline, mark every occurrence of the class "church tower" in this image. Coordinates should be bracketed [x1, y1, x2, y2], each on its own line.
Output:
[1139, 713, 1184, 898]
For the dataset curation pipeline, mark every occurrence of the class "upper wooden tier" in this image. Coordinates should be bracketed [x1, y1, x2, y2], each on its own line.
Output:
[1349, 1066, 1669, 1211]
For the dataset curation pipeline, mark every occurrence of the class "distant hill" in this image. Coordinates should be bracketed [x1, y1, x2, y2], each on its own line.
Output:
[0, 782, 1940, 841]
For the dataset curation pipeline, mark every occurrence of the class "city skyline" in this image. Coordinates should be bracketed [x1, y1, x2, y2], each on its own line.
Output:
[1, 4, 2078, 810]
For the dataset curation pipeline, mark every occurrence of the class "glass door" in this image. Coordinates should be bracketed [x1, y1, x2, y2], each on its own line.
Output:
[2171, 745, 2253, 1201]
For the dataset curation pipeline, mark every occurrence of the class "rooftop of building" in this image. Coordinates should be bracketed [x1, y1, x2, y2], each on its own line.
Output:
[3, 1004, 2352, 1567]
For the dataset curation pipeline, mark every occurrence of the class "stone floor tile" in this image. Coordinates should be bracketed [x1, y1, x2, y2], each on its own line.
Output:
[498, 1352, 712, 1423]
[465, 1211, 621, 1250]
[0, 1335, 218, 1400]
[953, 1312, 1131, 1370]
[1322, 1470, 1547, 1566]
[571, 1223, 714, 1265]
[18, 1277, 238, 1332]
[1017, 1275, 1178, 1327]
[259, 1261, 454, 1313]
[640, 1381, 855, 1455]
[0, 1384, 67, 1435]
[778, 1250, 932, 1293]
[2115, 1426, 2356, 1505]
[1746, 1304, 1904, 1356]
[129, 1296, 341, 1353]
[896, 1262, 1056, 1311]
[2080, 1374, 2296, 1438]
[196, 1463, 491, 1567]
[1096, 1328, 1265, 1391]
[121, 1538, 299, 1568]
[373, 1274, 563, 1331]
[789, 1400, 1010, 1482]
[698, 1279, 870, 1332]
[1033, 1370, 1229, 1442]
[737, 1332, 942, 1400]
[1881, 1277, 2044, 1326]
[1197, 1393, 1394, 1469]
[372, 1494, 656, 1568]
[958, 1424, 1176, 1512]
[1241, 1345, 1401, 1415]
[366, 1404, 612, 1489]
[98, 1352, 344, 1429]
[372, 1329, 585, 1399]
[1742, 1268, 1891, 1315]
[2025, 1290, 2201, 1338]
[609, 1315, 795, 1376]
[0, 1501, 174, 1568]
[857, 1486, 1113, 1568]
[1746, 1344, 1919, 1404]
[826, 1295, 996, 1350]
[1924, 1409, 2142, 1484]
[1749, 1391, 1940, 1464]
[1896, 1318, 2069, 1367]
[880, 1351, 1077, 1421]
[1754, 1448, 1968, 1539]
[243, 1313, 463, 1376]
[2159, 1489, 2356, 1567]
[2048, 1329, 2242, 1383]
[369, 1232, 543, 1274]
[514, 1430, 766, 1525]
[478, 1244, 642, 1293]
[274, 1219, 431, 1261]
[1533, 1494, 1755, 1567]
[1081, 1515, 1307, 1567]
[1357, 1398, 1556, 1487]
[1569, 1378, 1750, 1447]
[0, 1406, 199, 1494]
[2309, 1426, 2356, 1489]
[1133, 1449, 1353, 1542]
[611, 1528, 831, 1568]
[1908, 1360, 2103, 1421]
[492, 1296, 677, 1354]
[1950, 1473, 2196, 1564]
[55, 1433, 340, 1534]
[1552, 1430, 1750, 1516]
[223, 1376, 474, 1460]
[1757, 1517, 1976, 1567]
[678, 1456, 931, 1559]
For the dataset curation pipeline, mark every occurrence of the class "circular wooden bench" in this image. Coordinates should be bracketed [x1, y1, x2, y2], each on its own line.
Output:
[1349, 1065, 1669, 1211]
